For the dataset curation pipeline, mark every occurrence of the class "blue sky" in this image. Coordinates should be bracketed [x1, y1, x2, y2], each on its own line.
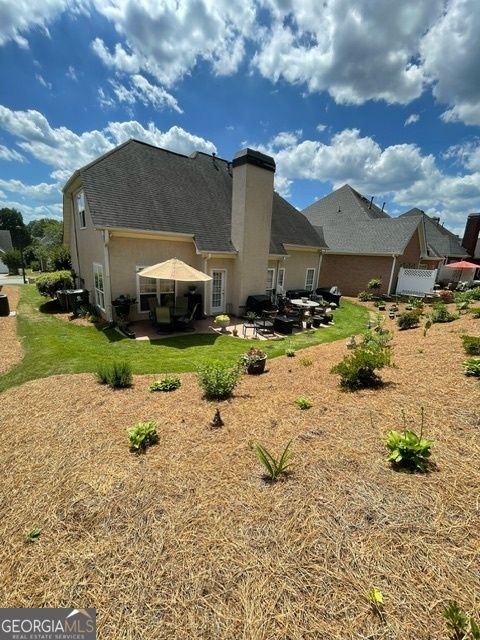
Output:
[0, 0, 479, 235]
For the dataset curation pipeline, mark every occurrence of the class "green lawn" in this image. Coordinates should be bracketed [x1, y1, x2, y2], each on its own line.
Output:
[0, 286, 369, 392]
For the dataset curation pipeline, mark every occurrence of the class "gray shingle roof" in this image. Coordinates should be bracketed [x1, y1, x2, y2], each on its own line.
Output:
[303, 184, 419, 254]
[0, 230, 13, 253]
[72, 140, 325, 254]
[401, 209, 467, 258]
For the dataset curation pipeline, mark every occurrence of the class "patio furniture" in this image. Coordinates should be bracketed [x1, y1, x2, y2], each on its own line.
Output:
[273, 315, 295, 335]
[245, 294, 275, 316]
[315, 286, 342, 306]
[242, 319, 258, 338]
[154, 305, 173, 332]
[174, 303, 199, 331]
[255, 310, 277, 335]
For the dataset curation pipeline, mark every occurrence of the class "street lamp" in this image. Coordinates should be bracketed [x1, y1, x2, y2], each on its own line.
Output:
[15, 225, 27, 284]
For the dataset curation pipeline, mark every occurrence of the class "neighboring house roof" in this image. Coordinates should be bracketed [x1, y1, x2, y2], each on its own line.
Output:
[303, 184, 419, 255]
[67, 139, 325, 254]
[0, 229, 13, 253]
[401, 209, 467, 258]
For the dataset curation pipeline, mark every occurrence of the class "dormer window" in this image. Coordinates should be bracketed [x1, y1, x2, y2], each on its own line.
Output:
[75, 190, 86, 229]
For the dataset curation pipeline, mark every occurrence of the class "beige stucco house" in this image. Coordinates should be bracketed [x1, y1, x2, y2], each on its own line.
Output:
[63, 140, 327, 321]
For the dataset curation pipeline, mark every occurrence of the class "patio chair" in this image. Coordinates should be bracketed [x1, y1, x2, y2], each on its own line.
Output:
[255, 310, 277, 335]
[154, 305, 173, 332]
[174, 303, 199, 332]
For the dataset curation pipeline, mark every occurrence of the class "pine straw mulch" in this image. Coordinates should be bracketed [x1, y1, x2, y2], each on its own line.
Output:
[0, 312, 479, 639]
[0, 285, 23, 374]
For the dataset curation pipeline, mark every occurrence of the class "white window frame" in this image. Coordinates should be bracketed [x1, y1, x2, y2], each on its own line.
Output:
[75, 190, 86, 229]
[305, 268, 316, 291]
[136, 266, 175, 314]
[266, 268, 275, 291]
[277, 268, 285, 292]
[93, 263, 105, 310]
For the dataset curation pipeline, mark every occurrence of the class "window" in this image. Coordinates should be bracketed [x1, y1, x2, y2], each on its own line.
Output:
[136, 266, 175, 313]
[93, 263, 105, 309]
[75, 190, 86, 228]
[305, 268, 315, 291]
[266, 268, 275, 291]
[277, 268, 285, 292]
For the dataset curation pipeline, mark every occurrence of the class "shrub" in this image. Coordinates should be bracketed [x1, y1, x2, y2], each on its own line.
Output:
[331, 331, 393, 390]
[253, 440, 293, 481]
[431, 303, 457, 323]
[77, 303, 99, 322]
[469, 307, 480, 319]
[443, 601, 480, 640]
[127, 421, 158, 452]
[367, 278, 382, 291]
[397, 311, 420, 330]
[439, 289, 454, 303]
[197, 361, 241, 400]
[385, 408, 432, 473]
[408, 296, 424, 311]
[2, 248, 22, 274]
[295, 396, 313, 410]
[30, 260, 40, 272]
[463, 359, 480, 377]
[461, 335, 480, 355]
[36, 270, 73, 298]
[95, 361, 132, 388]
[358, 290, 372, 302]
[471, 287, 480, 300]
[149, 376, 181, 392]
[285, 349, 295, 357]
[300, 356, 313, 366]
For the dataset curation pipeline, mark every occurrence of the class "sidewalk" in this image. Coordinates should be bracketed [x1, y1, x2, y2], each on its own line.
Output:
[0, 275, 26, 286]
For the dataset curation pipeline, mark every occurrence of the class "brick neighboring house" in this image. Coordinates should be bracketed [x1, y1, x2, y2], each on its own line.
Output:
[0, 230, 13, 274]
[302, 185, 468, 296]
[63, 140, 327, 321]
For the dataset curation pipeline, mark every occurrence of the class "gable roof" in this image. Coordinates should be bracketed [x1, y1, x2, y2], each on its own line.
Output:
[66, 139, 326, 254]
[303, 184, 420, 255]
[0, 230, 13, 253]
[401, 209, 467, 258]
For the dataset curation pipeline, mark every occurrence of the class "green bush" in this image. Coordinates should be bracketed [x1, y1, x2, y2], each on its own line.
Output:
[469, 287, 480, 300]
[294, 396, 313, 410]
[385, 412, 433, 473]
[439, 290, 455, 303]
[469, 307, 480, 319]
[29, 260, 40, 272]
[431, 303, 457, 323]
[77, 303, 99, 322]
[36, 270, 73, 298]
[367, 278, 382, 291]
[463, 359, 480, 377]
[149, 376, 181, 392]
[443, 601, 480, 640]
[95, 361, 132, 388]
[397, 311, 420, 330]
[300, 356, 313, 366]
[462, 335, 480, 355]
[2, 248, 22, 274]
[253, 440, 293, 481]
[127, 421, 158, 452]
[331, 331, 393, 390]
[285, 349, 295, 357]
[197, 361, 241, 400]
[358, 290, 372, 302]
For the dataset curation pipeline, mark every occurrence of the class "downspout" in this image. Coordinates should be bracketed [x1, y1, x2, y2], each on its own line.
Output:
[387, 254, 397, 296]
[203, 254, 211, 316]
[71, 195, 81, 285]
[103, 229, 113, 321]
[316, 250, 323, 289]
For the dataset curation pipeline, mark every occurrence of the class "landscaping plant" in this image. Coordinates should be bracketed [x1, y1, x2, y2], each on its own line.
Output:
[295, 396, 313, 410]
[397, 311, 420, 330]
[127, 421, 159, 452]
[149, 376, 181, 392]
[461, 335, 480, 356]
[368, 588, 385, 621]
[285, 348, 295, 357]
[24, 528, 41, 544]
[463, 359, 480, 377]
[253, 440, 293, 481]
[197, 361, 241, 400]
[431, 303, 457, 323]
[358, 290, 372, 302]
[35, 270, 74, 298]
[240, 347, 267, 371]
[385, 409, 433, 473]
[443, 601, 480, 640]
[95, 361, 132, 388]
[300, 356, 313, 366]
[331, 331, 393, 390]
[367, 278, 382, 292]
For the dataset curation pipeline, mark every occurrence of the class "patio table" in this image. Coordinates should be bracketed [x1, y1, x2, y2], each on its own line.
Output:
[290, 299, 320, 310]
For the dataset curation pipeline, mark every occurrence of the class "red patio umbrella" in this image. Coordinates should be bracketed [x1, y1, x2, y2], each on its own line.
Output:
[444, 260, 478, 269]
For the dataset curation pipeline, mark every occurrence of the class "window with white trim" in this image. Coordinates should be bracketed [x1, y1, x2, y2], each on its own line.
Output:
[266, 268, 275, 291]
[277, 268, 285, 292]
[305, 268, 315, 291]
[93, 263, 105, 309]
[75, 190, 86, 229]
[136, 266, 175, 313]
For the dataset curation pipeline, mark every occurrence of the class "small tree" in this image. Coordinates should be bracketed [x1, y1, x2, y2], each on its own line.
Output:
[1, 248, 22, 274]
[367, 278, 382, 292]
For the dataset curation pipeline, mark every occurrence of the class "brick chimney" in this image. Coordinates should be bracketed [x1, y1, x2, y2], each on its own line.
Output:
[462, 213, 480, 257]
[230, 148, 275, 313]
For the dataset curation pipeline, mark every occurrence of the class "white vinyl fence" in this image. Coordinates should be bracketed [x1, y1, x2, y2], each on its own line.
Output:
[395, 267, 437, 296]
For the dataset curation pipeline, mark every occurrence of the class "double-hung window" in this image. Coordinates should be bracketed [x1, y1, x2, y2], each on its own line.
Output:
[266, 268, 275, 291]
[93, 263, 105, 309]
[277, 268, 285, 292]
[75, 190, 86, 229]
[136, 266, 175, 313]
[305, 268, 316, 291]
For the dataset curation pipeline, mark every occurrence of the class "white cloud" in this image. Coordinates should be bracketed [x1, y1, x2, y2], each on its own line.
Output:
[0, 105, 216, 174]
[35, 74, 52, 90]
[66, 65, 78, 81]
[316, 124, 327, 133]
[0, 177, 60, 200]
[0, 145, 26, 162]
[97, 87, 115, 109]
[0, 198, 63, 222]
[109, 74, 182, 113]
[404, 114, 420, 126]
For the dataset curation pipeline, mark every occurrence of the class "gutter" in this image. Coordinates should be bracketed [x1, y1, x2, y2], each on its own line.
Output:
[387, 255, 397, 296]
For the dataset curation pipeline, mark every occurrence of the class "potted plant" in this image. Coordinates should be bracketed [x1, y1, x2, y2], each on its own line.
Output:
[240, 347, 267, 375]
[214, 314, 230, 332]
